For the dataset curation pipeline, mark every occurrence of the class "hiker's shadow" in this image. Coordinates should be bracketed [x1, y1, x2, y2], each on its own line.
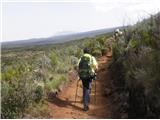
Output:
[48, 96, 83, 111]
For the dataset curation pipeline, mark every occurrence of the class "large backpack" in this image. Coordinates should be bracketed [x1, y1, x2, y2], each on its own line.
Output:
[78, 54, 93, 79]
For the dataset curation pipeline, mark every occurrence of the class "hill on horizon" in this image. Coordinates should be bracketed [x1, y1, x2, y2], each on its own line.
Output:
[2, 26, 124, 49]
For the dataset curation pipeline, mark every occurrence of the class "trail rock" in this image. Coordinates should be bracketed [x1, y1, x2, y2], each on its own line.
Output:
[47, 90, 58, 99]
[58, 84, 63, 92]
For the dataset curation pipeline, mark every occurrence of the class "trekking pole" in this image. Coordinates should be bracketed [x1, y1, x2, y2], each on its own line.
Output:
[75, 80, 80, 105]
[95, 80, 96, 104]
[94, 73, 97, 104]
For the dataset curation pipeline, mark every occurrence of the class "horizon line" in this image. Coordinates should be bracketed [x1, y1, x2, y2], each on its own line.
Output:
[1, 26, 124, 43]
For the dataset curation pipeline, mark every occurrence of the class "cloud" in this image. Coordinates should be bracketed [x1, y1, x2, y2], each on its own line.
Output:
[89, 0, 160, 13]
[89, 0, 160, 24]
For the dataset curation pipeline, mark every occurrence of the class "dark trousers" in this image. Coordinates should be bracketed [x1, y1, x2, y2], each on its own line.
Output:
[81, 79, 92, 107]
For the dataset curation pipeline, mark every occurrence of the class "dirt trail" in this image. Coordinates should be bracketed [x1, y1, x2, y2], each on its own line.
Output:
[48, 51, 113, 119]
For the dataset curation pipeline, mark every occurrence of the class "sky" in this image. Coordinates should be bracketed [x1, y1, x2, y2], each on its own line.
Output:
[1, 0, 160, 42]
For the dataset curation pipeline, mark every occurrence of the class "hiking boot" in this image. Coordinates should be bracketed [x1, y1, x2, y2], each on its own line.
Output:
[83, 106, 89, 111]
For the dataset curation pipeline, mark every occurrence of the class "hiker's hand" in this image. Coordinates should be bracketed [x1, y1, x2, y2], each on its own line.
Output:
[95, 69, 98, 73]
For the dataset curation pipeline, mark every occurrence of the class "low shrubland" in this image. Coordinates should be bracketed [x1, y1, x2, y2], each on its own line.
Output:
[110, 13, 160, 118]
[1, 33, 110, 118]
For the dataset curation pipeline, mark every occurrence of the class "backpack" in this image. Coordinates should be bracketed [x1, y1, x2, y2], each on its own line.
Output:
[78, 54, 93, 79]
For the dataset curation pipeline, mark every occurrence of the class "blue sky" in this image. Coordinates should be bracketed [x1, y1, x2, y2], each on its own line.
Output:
[1, 0, 160, 41]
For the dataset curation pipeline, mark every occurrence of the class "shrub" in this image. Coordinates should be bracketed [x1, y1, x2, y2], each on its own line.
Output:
[75, 48, 83, 58]
[50, 51, 58, 68]
[45, 75, 66, 92]
[110, 13, 160, 118]
[1, 77, 38, 118]
[91, 49, 102, 57]
[34, 86, 44, 103]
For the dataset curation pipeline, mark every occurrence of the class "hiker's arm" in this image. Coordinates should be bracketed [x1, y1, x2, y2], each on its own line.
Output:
[75, 58, 81, 71]
[92, 57, 98, 71]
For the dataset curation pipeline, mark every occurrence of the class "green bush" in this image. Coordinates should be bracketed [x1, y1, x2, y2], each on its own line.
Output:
[45, 74, 66, 92]
[34, 86, 44, 103]
[1, 77, 38, 118]
[56, 63, 70, 74]
[75, 48, 83, 58]
[91, 49, 102, 57]
[50, 51, 58, 68]
[110, 13, 160, 118]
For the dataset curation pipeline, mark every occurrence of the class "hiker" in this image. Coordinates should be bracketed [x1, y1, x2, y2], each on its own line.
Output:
[77, 48, 98, 111]
[113, 29, 123, 41]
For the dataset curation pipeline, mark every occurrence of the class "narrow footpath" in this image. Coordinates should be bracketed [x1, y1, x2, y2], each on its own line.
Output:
[48, 51, 113, 119]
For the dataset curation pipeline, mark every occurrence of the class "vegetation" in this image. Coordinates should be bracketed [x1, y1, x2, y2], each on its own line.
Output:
[3, 12, 159, 119]
[1, 33, 110, 118]
[110, 12, 160, 118]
